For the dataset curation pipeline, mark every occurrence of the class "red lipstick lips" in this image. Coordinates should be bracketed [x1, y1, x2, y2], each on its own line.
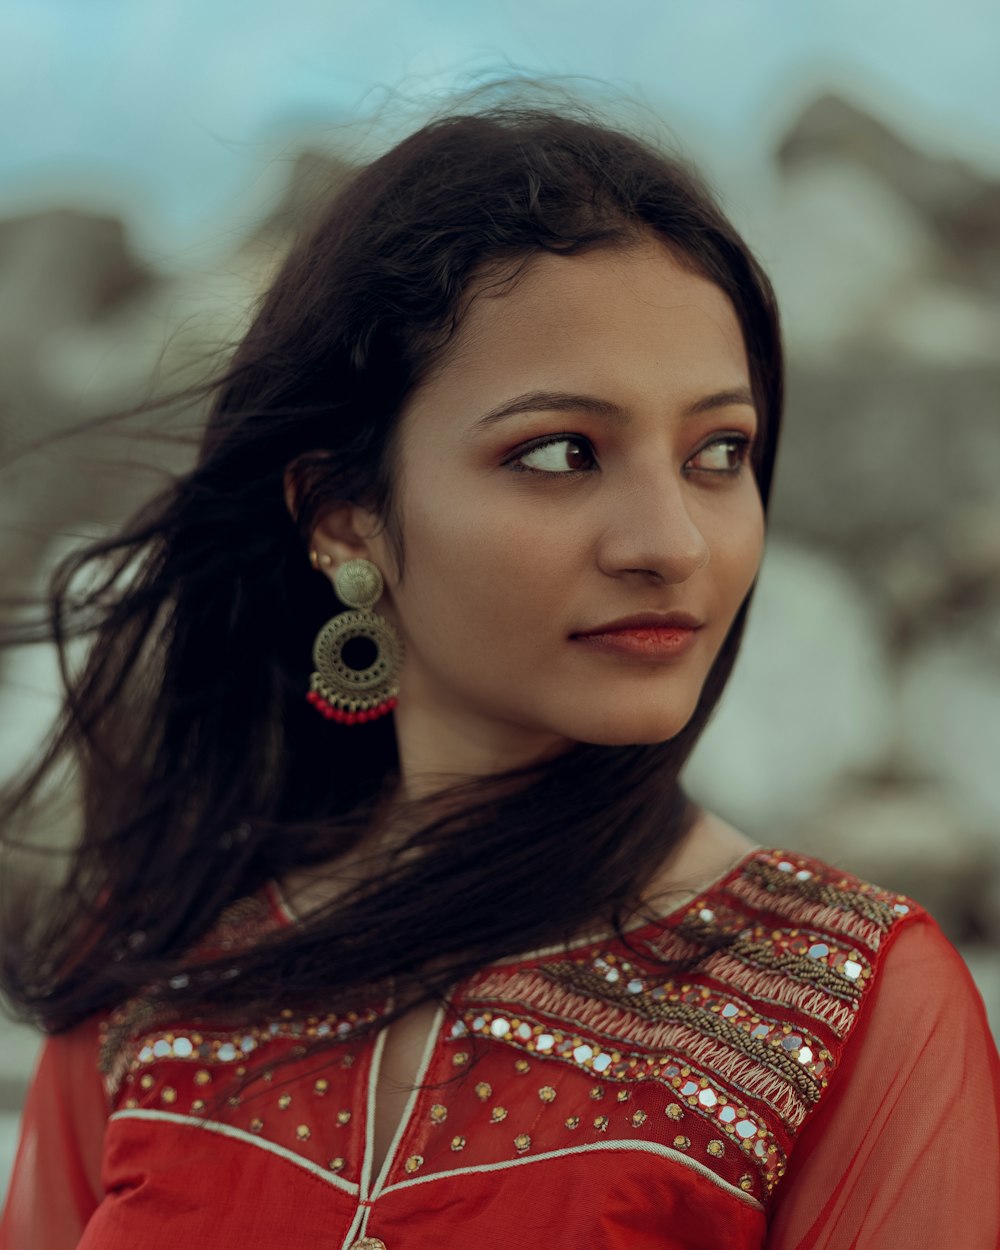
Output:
[570, 612, 704, 660]
[575, 611, 704, 634]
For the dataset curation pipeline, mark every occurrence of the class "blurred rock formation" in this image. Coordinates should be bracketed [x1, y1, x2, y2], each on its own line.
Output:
[776, 92, 1000, 286]
[689, 92, 1000, 941]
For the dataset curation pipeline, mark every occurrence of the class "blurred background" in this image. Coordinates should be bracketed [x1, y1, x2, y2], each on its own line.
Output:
[1, 0, 998, 1200]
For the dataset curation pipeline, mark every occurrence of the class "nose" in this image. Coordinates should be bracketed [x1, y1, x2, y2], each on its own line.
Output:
[596, 469, 710, 583]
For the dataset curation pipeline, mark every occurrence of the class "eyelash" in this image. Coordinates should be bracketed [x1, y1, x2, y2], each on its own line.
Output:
[504, 433, 757, 478]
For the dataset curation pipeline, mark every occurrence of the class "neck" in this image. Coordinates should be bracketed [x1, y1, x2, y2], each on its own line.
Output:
[389, 682, 571, 805]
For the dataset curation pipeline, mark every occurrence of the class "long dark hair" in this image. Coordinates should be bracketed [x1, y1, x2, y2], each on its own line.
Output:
[0, 98, 783, 1051]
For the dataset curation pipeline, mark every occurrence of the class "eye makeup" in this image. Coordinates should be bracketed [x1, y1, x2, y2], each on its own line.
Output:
[503, 432, 756, 478]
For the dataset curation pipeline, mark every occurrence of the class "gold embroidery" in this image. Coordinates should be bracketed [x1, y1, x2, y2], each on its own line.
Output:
[456, 849, 918, 1198]
[742, 860, 900, 929]
[540, 962, 826, 1102]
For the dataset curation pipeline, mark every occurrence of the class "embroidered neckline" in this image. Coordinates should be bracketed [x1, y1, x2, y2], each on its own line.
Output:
[101, 845, 921, 1207]
[263, 842, 769, 969]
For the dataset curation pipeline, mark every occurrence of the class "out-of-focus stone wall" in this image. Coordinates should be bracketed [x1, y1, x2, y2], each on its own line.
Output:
[1, 97, 998, 1200]
[686, 95, 1000, 959]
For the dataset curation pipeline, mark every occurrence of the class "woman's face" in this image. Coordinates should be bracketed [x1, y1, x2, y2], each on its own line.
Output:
[333, 238, 765, 771]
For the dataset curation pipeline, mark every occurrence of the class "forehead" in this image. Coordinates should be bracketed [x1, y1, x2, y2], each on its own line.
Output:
[404, 240, 750, 425]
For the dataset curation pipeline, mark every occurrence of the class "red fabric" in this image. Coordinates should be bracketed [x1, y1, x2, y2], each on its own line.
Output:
[765, 916, 1000, 1249]
[2, 848, 998, 1249]
[0, 1015, 106, 1249]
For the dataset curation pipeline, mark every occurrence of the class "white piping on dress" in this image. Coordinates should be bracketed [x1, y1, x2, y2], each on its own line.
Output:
[379, 1136, 765, 1210]
[368, 1002, 447, 1199]
[338, 1203, 371, 1250]
[358, 1018, 390, 1200]
[109, 1108, 359, 1197]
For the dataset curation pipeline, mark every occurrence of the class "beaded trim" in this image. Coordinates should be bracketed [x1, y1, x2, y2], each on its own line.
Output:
[98, 892, 332, 1096]
[454, 848, 920, 1196]
[450, 1003, 788, 1186]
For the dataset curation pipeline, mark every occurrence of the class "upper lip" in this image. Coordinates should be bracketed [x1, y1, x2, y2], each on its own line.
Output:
[573, 611, 705, 635]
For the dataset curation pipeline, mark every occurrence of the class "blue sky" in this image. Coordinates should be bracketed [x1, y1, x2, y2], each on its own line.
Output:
[2, 0, 997, 262]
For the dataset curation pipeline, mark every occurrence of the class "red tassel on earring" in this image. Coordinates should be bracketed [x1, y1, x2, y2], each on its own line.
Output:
[306, 691, 398, 724]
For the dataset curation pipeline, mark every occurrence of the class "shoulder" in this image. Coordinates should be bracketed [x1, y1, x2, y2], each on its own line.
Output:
[666, 844, 937, 1101]
[459, 843, 931, 1203]
[671, 843, 925, 1006]
[760, 876, 999, 1242]
[649, 809, 923, 963]
[659, 845, 930, 1183]
[708, 843, 923, 935]
[97, 883, 290, 1101]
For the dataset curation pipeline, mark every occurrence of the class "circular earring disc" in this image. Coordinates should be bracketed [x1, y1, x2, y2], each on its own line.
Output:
[313, 609, 403, 693]
[334, 558, 383, 610]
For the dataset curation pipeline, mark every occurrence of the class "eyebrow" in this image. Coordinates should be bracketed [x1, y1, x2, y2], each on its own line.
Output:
[473, 386, 757, 430]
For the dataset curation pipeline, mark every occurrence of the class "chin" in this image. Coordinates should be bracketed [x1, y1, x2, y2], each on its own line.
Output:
[567, 711, 694, 748]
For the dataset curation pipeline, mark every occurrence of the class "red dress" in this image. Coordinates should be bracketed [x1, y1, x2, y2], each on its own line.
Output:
[3, 845, 999, 1249]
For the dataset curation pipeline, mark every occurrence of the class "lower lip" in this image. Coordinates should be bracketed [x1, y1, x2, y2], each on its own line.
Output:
[570, 627, 701, 659]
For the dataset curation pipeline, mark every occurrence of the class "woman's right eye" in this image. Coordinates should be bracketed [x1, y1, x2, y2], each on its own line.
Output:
[508, 436, 596, 474]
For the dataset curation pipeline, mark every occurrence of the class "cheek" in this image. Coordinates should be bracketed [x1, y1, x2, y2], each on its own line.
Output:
[711, 498, 765, 604]
[389, 492, 569, 651]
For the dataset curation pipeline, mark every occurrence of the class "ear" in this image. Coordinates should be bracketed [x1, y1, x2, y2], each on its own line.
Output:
[283, 463, 383, 569]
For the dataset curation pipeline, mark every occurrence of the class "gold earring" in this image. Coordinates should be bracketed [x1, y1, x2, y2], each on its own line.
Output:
[306, 556, 403, 725]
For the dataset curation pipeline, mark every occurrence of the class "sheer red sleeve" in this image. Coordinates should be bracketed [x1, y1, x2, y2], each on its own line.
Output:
[0, 1015, 108, 1250]
[765, 915, 1000, 1250]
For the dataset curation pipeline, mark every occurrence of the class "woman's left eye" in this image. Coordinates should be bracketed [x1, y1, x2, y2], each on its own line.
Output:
[688, 434, 756, 475]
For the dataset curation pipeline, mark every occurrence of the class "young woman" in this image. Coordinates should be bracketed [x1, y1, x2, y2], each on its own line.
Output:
[1, 100, 997, 1250]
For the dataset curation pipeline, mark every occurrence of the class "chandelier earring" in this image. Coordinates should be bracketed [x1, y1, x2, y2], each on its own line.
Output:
[306, 554, 403, 725]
